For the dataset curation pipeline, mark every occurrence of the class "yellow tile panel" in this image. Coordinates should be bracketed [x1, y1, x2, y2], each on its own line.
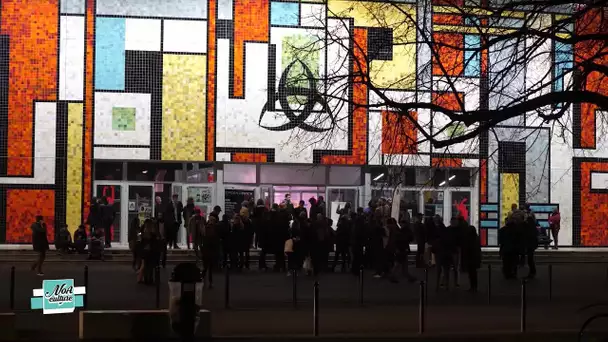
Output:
[66, 103, 84, 237]
[328, 0, 417, 89]
[162, 54, 207, 161]
[500, 173, 519, 226]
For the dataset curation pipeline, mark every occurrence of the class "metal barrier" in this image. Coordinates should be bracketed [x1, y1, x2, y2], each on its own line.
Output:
[313, 281, 319, 337]
[224, 264, 230, 309]
[521, 279, 527, 333]
[9, 266, 15, 310]
[419, 281, 426, 335]
[155, 266, 161, 309]
[83, 265, 89, 310]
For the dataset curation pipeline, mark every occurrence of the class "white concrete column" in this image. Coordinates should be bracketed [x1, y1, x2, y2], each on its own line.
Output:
[363, 172, 372, 208]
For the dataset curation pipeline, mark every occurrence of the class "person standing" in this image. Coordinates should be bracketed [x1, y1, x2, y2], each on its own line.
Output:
[413, 213, 426, 268]
[333, 212, 352, 272]
[202, 215, 220, 289]
[100, 197, 115, 248]
[548, 208, 561, 250]
[188, 209, 205, 264]
[350, 208, 367, 275]
[167, 194, 183, 249]
[523, 205, 539, 279]
[183, 198, 195, 249]
[86, 197, 101, 235]
[30, 215, 49, 276]
[461, 225, 482, 292]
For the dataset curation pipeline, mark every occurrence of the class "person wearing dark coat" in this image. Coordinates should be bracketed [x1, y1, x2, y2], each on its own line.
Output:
[333, 213, 352, 272]
[523, 206, 539, 279]
[165, 194, 183, 249]
[74, 225, 88, 254]
[312, 214, 333, 275]
[272, 205, 290, 272]
[86, 197, 102, 235]
[253, 200, 270, 270]
[30, 215, 49, 276]
[350, 208, 367, 275]
[499, 222, 519, 279]
[128, 217, 141, 270]
[294, 200, 308, 220]
[219, 214, 233, 269]
[435, 217, 460, 290]
[139, 219, 161, 285]
[413, 213, 426, 268]
[309, 198, 321, 222]
[461, 225, 482, 292]
[182, 198, 196, 249]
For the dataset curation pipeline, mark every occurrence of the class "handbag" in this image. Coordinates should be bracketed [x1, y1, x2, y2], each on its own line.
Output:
[284, 238, 294, 253]
[303, 256, 313, 271]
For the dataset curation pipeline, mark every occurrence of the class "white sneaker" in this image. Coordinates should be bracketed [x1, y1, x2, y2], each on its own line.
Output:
[373, 274, 382, 279]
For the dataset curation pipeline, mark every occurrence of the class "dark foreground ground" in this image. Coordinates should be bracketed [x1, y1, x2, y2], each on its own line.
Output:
[3, 260, 608, 338]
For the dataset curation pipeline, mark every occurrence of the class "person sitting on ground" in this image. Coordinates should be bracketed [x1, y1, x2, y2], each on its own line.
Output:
[88, 228, 105, 260]
[56, 224, 74, 254]
[74, 225, 88, 254]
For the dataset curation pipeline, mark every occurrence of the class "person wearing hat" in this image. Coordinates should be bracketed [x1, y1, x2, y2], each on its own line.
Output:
[210, 205, 222, 220]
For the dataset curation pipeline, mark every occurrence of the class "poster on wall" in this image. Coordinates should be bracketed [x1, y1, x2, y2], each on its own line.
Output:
[225, 189, 255, 218]
[187, 187, 213, 216]
[451, 191, 471, 222]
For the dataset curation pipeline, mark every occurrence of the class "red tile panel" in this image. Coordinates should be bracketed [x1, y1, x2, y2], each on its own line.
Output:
[82, 0, 95, 226]
[321, 28, 367, 165]
[575, 8, 608, 148]
[433, 14, 463, 25]
[233, 0, 269, 98]
[6, 189, 55, 243]
[480, 228, 487, 246]
[480, 158, 487, 202]
[580, 161, 608, 245]
[381, 110, 418, 154]
[232, 153, 268, 163]
[432, 33, 464, 77]
[431, 157, 463, 168]
[432, 91, 465, 111]
[207, 0, 217, 160]
[0, 0, 58, 176]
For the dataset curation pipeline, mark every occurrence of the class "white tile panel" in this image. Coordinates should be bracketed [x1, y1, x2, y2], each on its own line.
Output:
[59, 16, 85, 101]
[125, 18, 161, 51]
[163, 20, 207, 54]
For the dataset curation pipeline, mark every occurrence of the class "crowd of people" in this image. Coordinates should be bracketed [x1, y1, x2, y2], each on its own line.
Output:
[27, 191, 560, 292]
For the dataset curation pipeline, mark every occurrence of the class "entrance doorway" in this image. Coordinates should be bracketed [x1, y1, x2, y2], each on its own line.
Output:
[273, 186, 325, 217]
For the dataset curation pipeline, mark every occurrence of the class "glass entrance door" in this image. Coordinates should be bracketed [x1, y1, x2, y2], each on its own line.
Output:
[128, 185, 154, 232]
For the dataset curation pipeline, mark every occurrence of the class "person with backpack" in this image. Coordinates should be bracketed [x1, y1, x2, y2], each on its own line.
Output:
[202, 215, 219, 288]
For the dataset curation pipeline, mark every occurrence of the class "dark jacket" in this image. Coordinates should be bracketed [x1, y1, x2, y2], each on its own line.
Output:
[253, 205, 269, 248]
[165, 200, 183, 225]
[100, 204, 115, 229]
[461, 226, 482, 270]
[31, 222, 49, 252]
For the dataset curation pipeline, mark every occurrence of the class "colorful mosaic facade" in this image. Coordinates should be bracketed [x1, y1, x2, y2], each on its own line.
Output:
[0, 1, 606, 245]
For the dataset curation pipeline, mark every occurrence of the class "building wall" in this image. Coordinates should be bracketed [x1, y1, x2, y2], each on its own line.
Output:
[0, 0, 605, 245]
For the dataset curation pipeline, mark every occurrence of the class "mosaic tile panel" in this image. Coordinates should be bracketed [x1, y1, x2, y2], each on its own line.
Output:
[432, 32, 464, 77]
[162, 54, 206, 161]
[381, 110, 418, 154]
[233, 0, 269, 98]
[66, 103, 83, 237]
[431, 158, 463, 168]
[6, 189, 55, 243]
[112, 107, 136, 131]
[82, 0, 95, 226]
[321, 27, 368, 165]
[500, 173, 519, 226]
[206, 0, 217, 160]
[233, 153, 268, 163]
[579, 161, 608, 245]
[0, 0, 58, 176]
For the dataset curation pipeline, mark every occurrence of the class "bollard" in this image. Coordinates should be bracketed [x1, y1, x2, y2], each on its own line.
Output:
[224, 264, 230, 309]
[419, 281, 425, 335]
[548, 264, 553, 301]
[520, 279, 527, 333]
[9, 266, 15, 310]
[358, 266, 364, 307]
[292, 269, 298, 309]
[487, 264, 492, 305]
[155, 266, 161, 309]
[313, 281, 319, 337]
[83, 265, 89, 310]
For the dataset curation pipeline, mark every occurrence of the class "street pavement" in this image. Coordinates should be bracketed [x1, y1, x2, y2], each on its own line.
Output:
[2, 260, 608, 337]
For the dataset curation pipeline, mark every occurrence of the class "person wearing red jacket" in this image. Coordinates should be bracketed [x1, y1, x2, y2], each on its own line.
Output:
[548, 209, 561, 250]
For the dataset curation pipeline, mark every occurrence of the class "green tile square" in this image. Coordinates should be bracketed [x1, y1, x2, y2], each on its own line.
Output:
[112, 107, 136, 131]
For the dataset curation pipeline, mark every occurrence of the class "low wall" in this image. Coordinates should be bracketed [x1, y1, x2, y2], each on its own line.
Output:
[79, 309, 211, 340]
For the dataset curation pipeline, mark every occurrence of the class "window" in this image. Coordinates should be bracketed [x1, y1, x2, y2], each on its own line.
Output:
[448, 169, 471, 187]
[94, 162, 123, 180]
[126, 162, 184, 182]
